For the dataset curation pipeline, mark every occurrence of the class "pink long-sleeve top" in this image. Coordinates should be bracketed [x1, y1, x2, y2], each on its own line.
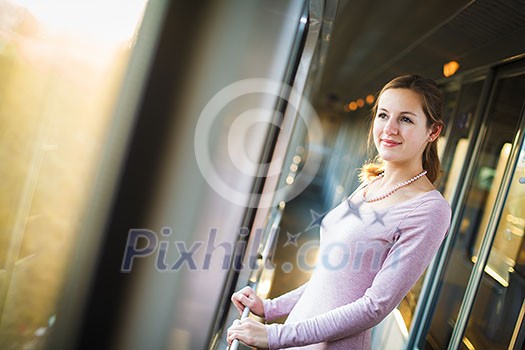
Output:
[263, 188, 451, 349]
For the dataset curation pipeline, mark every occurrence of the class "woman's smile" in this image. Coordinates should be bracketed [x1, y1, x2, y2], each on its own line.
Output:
[380, 138, 402, 147]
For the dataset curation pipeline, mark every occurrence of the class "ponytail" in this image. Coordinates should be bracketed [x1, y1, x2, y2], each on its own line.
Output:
[422, 138, 442, 183]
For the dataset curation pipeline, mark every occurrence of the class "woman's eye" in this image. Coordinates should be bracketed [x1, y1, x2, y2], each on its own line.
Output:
[401, 116, 413, 123]
[377, 113, 388, 119]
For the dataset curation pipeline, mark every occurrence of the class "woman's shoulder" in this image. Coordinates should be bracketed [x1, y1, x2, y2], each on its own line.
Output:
[409, 190, 452, 222]
[420, 189, 449, 205]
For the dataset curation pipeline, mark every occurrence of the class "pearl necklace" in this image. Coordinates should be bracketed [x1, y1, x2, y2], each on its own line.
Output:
[362, 170, 428, 203]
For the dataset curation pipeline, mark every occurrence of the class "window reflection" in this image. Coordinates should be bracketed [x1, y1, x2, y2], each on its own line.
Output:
[438, 79, 485, 199]
[463, 127, 525, 349]
[472, 143, 515, 286]
[443, 138, 469, 202]
[0, 1, 147, 348]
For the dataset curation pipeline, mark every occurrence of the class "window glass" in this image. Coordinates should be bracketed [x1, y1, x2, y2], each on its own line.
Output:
[425, 72, 525, 349]
[439, 80, 485, 201]
[0, 1, 147, 348]
[461, 91, 525, 349]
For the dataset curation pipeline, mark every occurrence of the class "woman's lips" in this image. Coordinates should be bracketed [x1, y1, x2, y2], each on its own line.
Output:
[381, 139, 401, 147]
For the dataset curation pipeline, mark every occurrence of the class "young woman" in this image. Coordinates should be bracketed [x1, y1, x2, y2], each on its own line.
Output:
[227, 74, 452, 349]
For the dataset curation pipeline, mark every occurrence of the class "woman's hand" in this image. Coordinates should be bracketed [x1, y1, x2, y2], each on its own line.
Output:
[231, 286, 265, 318]
[227, 318, 269, 348]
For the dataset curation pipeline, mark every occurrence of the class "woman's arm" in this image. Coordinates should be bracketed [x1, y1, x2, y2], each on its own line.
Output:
[231, 282, 308, 321]
[266, 198, 451, 349]
[263, 282, 309, 321]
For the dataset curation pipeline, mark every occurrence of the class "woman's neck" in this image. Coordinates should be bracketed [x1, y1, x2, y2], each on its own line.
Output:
[379, 162, 425, 189]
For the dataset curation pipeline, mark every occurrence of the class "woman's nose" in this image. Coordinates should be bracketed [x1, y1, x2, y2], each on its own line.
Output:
[384, 118, 399, 135]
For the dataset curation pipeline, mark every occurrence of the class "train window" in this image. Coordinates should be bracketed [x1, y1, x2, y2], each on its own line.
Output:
[0, 1, 147, 348]
[440, 79, 485, 201]
[461, 74, 525, 350]
[471, 142, 513, 273]
[426, 71, 525, 349]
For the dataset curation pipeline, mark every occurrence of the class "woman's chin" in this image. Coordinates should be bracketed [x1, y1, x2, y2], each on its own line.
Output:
[377, 153, 397, 162]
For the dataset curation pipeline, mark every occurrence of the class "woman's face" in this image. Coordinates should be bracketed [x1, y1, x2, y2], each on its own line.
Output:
[373, 88, 435, 166]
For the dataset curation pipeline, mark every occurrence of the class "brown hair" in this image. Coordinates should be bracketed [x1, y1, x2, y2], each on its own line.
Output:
[359, 74, 444, 183]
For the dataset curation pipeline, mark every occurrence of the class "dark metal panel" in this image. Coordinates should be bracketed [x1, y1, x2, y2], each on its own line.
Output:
[100, 1, 310, 349]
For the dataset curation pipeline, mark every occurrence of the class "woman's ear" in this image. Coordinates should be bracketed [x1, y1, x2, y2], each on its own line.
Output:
[428, 122, 443, 142]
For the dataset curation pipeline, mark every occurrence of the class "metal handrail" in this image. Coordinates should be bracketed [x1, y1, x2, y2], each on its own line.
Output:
[228, 210, 281, 350]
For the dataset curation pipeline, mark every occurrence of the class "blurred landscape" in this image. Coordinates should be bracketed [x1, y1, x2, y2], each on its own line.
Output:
[0, 0, 139, 348]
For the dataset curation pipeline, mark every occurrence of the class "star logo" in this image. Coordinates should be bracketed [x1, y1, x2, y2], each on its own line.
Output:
[305, 209, 328, 231]
[284, 231, 301, 247]
[344, 198, 363, 221]
[371, 210, 387, 226]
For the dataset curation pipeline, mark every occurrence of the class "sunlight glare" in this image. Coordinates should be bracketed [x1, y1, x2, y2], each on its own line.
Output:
[11, 0, 148, 44]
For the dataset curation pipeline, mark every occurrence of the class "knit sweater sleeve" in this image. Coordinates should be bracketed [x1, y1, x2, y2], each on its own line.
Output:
[263, 282, 309, 322]
[266, 198, 451, 349]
